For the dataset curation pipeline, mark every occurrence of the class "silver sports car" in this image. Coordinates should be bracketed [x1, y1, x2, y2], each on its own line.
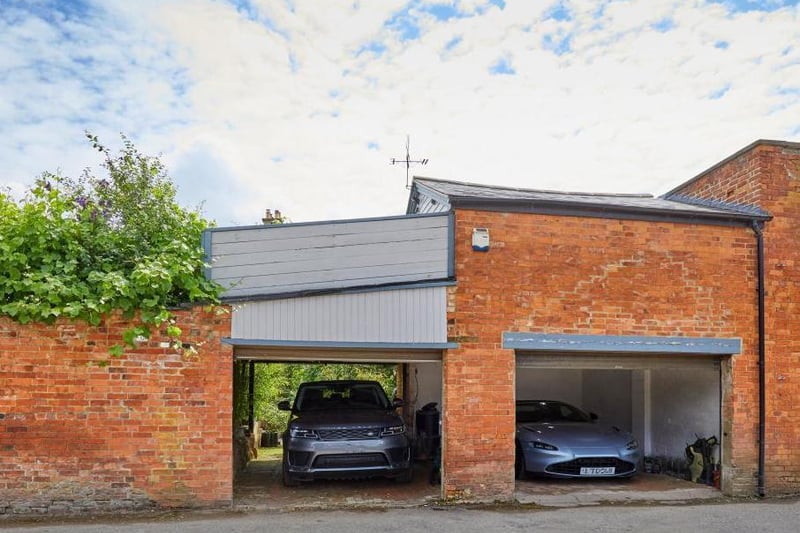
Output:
[515, 400, 640, 479]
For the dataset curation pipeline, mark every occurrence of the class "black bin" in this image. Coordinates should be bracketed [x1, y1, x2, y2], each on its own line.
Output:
[415, 403, 440, 459]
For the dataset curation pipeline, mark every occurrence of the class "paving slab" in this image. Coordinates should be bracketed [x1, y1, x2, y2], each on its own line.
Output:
[514, 473, 722, 507]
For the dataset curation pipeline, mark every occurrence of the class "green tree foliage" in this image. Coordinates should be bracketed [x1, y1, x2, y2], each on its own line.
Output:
[0, 133, 222, 354]
[233, 362, 398, 433]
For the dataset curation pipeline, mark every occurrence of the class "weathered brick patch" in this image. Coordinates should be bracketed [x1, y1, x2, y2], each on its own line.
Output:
[0, 306, 233, 515]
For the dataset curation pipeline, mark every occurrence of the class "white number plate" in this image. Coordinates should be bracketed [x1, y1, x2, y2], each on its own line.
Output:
[580, 467, 615, 475]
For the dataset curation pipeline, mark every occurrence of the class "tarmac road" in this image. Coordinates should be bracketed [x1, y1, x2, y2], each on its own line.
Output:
[2, 499, 799, 533]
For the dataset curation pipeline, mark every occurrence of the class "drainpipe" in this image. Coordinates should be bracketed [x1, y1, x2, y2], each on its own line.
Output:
[752, 220, 766, 498]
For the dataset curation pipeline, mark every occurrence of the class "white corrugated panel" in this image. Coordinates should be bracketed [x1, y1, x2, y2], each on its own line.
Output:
[231, 286, 447, 343]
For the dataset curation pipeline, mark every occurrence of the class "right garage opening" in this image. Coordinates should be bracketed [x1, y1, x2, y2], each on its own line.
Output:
[508, 333, 740, 487]
[516, 354, 723, 482]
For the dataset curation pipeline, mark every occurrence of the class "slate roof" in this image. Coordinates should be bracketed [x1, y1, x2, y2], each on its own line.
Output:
[410, 177, 770, 225]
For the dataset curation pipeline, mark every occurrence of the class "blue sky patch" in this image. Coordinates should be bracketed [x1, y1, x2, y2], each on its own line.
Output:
[231, 0, 259, 20]
[384, 1, 503, 42]
[709, 0, 798, 13]
[423, 3, 461, 21]
[444, 35, 462, 51]
[228, 0, 289, 39]
[715, 40, 730, 49]
[470, 0, 506, 14]
[545, 1, 572, 21]
[709, 83, 732, 99]
[489, 57, 515, 75]
[592, 3, 606, 19]
[19, 0, 92, 25]
[367, 141, 379, 150]
[775, 86, 800, 96]
[652, 18, 676, 32]
[542, 33, 572, 56]
[386, 5, 422, 41]
[357, 41, 388, 57]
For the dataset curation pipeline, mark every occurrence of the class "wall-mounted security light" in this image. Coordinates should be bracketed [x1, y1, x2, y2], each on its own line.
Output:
[472, 228, 490, 252]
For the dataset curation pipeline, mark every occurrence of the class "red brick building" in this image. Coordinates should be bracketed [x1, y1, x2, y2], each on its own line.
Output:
[411, 139, 798, 500]
[1, 139, 799, 512]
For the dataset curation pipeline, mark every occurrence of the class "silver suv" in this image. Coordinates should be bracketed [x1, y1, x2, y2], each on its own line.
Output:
[278, 380, 413, 486]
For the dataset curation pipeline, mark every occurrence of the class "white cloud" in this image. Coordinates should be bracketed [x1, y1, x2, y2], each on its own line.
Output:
[1, 0, 799, 225]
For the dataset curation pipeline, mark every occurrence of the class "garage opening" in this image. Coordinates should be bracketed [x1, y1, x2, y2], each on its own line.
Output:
[508, 333, 740, 491]
[516, 354, 723, 483]
[230, 347, 444, 509]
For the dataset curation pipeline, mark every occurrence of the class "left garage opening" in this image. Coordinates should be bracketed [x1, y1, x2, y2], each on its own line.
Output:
[230, 350, 443, 509]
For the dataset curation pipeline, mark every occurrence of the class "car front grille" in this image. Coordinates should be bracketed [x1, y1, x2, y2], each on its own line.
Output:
[546, 457, 636, 476]
[318, 427, 383, 441]
[313, 453, 388, 469]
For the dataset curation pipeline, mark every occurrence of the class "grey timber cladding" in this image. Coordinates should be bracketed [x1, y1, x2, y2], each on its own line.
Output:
[206, 214, 451, 299]
[231, 286, 447, 343]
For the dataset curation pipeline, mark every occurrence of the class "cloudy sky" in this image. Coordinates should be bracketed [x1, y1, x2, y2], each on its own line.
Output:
[1, 0, 799, 226]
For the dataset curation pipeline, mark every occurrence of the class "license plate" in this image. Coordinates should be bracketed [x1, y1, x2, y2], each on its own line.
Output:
[580, 467, 615, 475]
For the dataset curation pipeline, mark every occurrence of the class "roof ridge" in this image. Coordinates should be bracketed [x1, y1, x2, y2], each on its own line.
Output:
[414, 176, 653, 199]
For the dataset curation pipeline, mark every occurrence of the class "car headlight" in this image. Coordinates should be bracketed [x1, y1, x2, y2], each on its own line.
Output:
[289, 427, 319, 439]
[626, 439, 639, 450]
[381, 424, 406, 436]
[531, 441, 558, 451]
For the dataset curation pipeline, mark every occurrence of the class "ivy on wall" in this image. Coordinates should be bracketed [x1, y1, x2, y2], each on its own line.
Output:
[0, 133, 222, 356]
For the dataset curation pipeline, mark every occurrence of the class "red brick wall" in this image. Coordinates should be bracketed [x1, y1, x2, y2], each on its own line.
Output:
[442, 210, 759, 500]
[0, 306, 233, 514]
[672, 141, 800, 494]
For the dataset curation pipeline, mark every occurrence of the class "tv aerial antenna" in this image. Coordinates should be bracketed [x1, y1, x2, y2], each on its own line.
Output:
[391, 135, 428, 189]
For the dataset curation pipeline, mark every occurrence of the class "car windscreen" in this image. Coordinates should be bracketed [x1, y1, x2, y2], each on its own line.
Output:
[516, 401, 592, 424]
[294, 383, 390, 411]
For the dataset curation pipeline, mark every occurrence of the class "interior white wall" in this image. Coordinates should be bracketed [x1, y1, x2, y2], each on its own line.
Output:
[515, 368, 583, 405]
[405, 362, 442, 432]
[582, 370, 633, 432]
[631, 370, 652, 456]
[650, 367, 721, 460]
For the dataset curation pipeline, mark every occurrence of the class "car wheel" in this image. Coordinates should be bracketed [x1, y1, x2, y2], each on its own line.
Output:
[394, 466, 414, 484]
[515, 442, 527, 480]
[282, 458, 300, 487]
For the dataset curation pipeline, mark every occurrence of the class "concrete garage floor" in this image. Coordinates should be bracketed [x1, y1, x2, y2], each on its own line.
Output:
[234, 451, 721, 510]
[515, 474, 721, 507]
[234, 453, 440, 510]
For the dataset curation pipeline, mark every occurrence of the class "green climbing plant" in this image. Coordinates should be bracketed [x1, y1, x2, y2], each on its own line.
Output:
[0, 133, 222, 356]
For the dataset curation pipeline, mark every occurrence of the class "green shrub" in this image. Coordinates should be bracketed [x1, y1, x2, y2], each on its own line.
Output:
[0, 133, 222, 355]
